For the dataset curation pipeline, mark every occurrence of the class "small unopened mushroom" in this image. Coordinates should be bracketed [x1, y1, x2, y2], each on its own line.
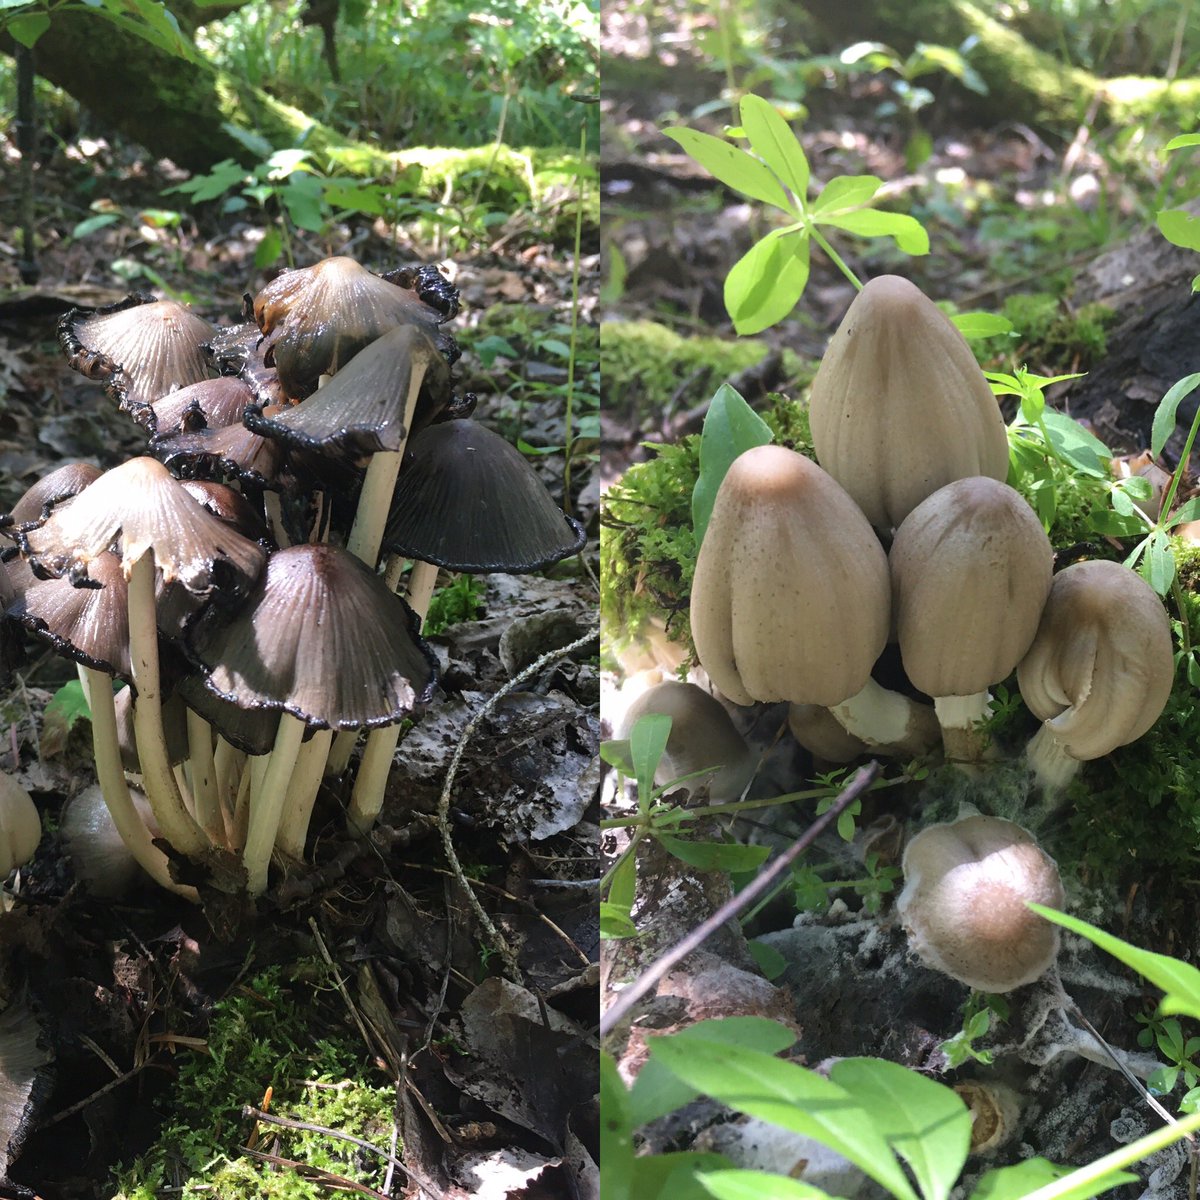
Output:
[1017, 560, 1174, 791]
[618, 681, 754, 801]
[890, 477, 1053, 760]
[61, 783, 158, 897]
[0, 774, 40, 878]
[897, 813, 1063, 992]
[808, 275, 1009, 531]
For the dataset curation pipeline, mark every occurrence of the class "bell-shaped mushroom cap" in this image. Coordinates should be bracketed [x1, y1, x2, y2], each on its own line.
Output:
[152, 408, 289, 490]
[1017, 560, 1174, 761]
[2, 462, 103, 529]
[178, 480, 270, 544]
[897, 813, 1063, 992]
[0, 773, 40, 877]
[189, 543, 438, 729]
[690, 444, 890, 707]
[18, 457, 266, 598]
[7, 550, 132, 678]
[244, 325, 450, 467]
[147, 376, 256, 439]
[808, 275, 1009, 530]
[58, 294, 215, 420]
[252, 256, 456, 398]
[60, 783, 158, 897]
[619, 680, 754, 801]
[382, 418, 586, 571]
[891, 477, 1053, 697]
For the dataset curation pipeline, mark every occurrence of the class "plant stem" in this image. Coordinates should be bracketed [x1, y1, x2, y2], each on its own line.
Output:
[809, 227, 864, 291]
[599, 827, 645, 894]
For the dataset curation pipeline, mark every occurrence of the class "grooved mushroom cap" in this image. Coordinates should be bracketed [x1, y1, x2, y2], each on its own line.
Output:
[382, 418, 587, 571]
[897, 814, 1063, 992]
[244, 325, 450, 466]
[808, 275, 1009, 530]
[1016, 560, 1174, 760]
[251, 257, 456, 399]
[0, 774, 40, 877]
[58, 295, 215, 419]
[17, 457, 266, 599]
[146, 376, 257, 439]
[690, 444, 890, 707]
[2, 462, 103, 529]
[190, 543, 438, 729]
[890, 477, 1053, 697]
[152, 408, 288, 489]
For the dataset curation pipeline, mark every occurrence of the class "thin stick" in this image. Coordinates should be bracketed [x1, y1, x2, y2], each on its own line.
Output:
[599, 762, 880, 1039]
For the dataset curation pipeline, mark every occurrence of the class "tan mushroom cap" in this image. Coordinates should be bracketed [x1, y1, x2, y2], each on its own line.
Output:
[690, 444, 890, 707]
[0, 774, 40, 877]
[891, 477, 1053, 697]
[1017, 559, 1174, 761]
[808, 275, 1009, 530]
[897, 814, 1063, 992]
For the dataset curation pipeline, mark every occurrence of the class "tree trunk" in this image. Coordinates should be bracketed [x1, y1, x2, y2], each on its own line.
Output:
[803, 0, 1200, 132]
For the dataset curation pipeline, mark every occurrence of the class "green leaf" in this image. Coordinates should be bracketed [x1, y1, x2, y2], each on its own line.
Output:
[700, 1170, 835, 1200]
[647, 1038, 918, 1200]
[830, 1058, 971, 1200]
[600, 902, 638, 939]
[254, 227, 283, 270]
[600, 1053, 634, 1200]
[1040, 410, 1110, 476]
[691, 383, 774, 547]
[599, 737, 635, 776]
[811, 174, 882, 215]
[608, 846, 637, 914]
[747, 939, 787, 981]
[816, 208, 929, 255]
[1151, 373, 1200, 458]
[1031, 905, 1200, 1021]
[71, 213, 122, 239]
[267, 148, 313, 179]
[1165, 134, 1200, 151]
[168, 160, 247, 203]
[629, 1017, 797, 1127]
[1088, 509, 1145, 537]
[662, 127, 792, 210]
[1143, 528, 1176, 595]
[8, 11, 49, 45]
[971, 1160, 1075, 1200]
[1167, 495, 1200, 527]
[222, 122, 274, 158]
[44, 679, 93, 733]
[658, 836, 772, 872]
[739, 94, 809, 201]
[630, 713, 672, 803]
[951, 311, 1014, 339]
[1157, 209, 1200, 252]
[323, 184, 388, 215]
[632, 1152, 733, 1200]
[725, 229, 810, 334]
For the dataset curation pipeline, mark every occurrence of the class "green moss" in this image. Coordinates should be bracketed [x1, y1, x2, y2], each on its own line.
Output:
[986, 293, 1115, 370]
[111, 965, 393, 1200]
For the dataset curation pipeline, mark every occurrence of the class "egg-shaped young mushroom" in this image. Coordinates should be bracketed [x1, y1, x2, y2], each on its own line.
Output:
[890, 477, 1053, 760]
[808, 275, 1009, 531]
[1016, 560, 1175, 790]
[0, 773, 40, 877]
[897, 813, 1063, 992]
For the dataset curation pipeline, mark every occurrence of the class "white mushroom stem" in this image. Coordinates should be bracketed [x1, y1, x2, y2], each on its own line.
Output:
[346, 558, 440, 837]
[127, 553, 210, 856]
[1026, 722, 1083, 792]
[243, 712, 306, 896]
[830, 676, 940, 757]
[79, 664, 197, 900]
[273, 728, 333, 861]
[933, 692, 993, 762]
[186, 708, 224, 845]
[213, 736, 244, 818]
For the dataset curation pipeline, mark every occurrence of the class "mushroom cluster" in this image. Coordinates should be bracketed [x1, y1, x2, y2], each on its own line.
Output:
[1, 256, 585, 899]
[688, 275, 1175, 782]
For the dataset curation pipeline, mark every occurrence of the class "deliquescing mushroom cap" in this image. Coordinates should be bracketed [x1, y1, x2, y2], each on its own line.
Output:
[0, 773, 41, 878]
[174, 673, 282, 757]
[189, 542, 438, 730]
[890, 477, 1054, 697]
[897, 813, 1064, 992]
[690, 443, 890, 707]
[58, 294, 215, 420]
[2, 462, 103, 529]
[17, 456, 266, 599]
[252, 256, 455, 399]
[382, 418, 587, 572]
[152, 407, 289, 490]
[1016, 559, 1174, 760]
[202, 321, 290, 409]
[244, 324, 450, 467]
[808, 275, 1009, 530]
[146, 376, 256, 439]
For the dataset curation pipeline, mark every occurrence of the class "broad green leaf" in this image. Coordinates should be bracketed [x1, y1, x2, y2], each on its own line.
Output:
[1150, 372, 1200, 458]
[748, 939, 787, 981]
[971, 1160, 1075, 1200]
[600, 902, 638, 939]
[254, 227, 283, 269]
[1143, 528, 1176, 595]
[600, 1053, 634, 1200]
[700, 1170, 834, 1200]
[811, 174, 882, 215]
[951, 311, 1014, 339]
[267, 148, 313, 179]
[281, 174, 326, 232]
[44, 679, 93, 732]
[1156, 209, 1200, 252]
[1040, 410, 1110, 475]
[1166, 134, 1200, 151]
[599, 737, 635, 776]
[691, 383, 773, 547]
[1087, 509, 1145, 537]
[72, 213, 121, 239]
[1167, 495, 1200, 526]
[830, 1058, 970, 1200]
[608, 846, 637, 914]
[632, 1152, 733, 1200]
[841, 40, 897, 66]
[658, 836, 772, 872]
[1031, 905, 1200, 1020]
[630, 713, 672, 804]
[8, 12, 49, 45]
[725, 229, 810, 334]
[169, 160, 247, 203]
[647, 1037, 918, 1200]
[629, 1017, 797, 1127]
[816, 209, 929, 255]
[324, 184, 388, 215]
[739, 94, 809, 201]
[663, 127, 792, 210]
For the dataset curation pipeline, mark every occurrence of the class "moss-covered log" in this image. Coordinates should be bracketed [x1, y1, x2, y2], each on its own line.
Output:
[803, 0, 1200, 131]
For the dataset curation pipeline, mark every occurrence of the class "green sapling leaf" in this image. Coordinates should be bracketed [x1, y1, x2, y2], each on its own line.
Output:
[608, 845, 637, 915]
[599, 737, 635, 777]
[970, 1159, 1077, 1200]
[600, 1053, 634, 1200]
[1143, 528, 1176, 595]
[600, 903, 638, 939]
[633, 1152, 736, 1200]
[815, 208, 930, 255]
[630, 713, 672, 806]
[951, 311, 1014, 339]
[739, 94, 809, 203]
[662, 127, 791, 210]
[692, 384, 773, 547]
[1165, 134, 1200, 151]
[724, 229, 811, 334]
[1168, 495, 1200, 527]
[1157, 210, 1200, 253]
[810, 174, 883, 214]
[658, 836, 772, 872]
[700, 1170, 835, 1200]
[1150, 372, 1200, 459]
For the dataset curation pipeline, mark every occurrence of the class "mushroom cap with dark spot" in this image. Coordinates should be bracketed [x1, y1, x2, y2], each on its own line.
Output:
[152, 409, 289, 490]
[382, 419, 586, 572]
[147, 377, 257, 439]
[190, 543, 437, 729]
